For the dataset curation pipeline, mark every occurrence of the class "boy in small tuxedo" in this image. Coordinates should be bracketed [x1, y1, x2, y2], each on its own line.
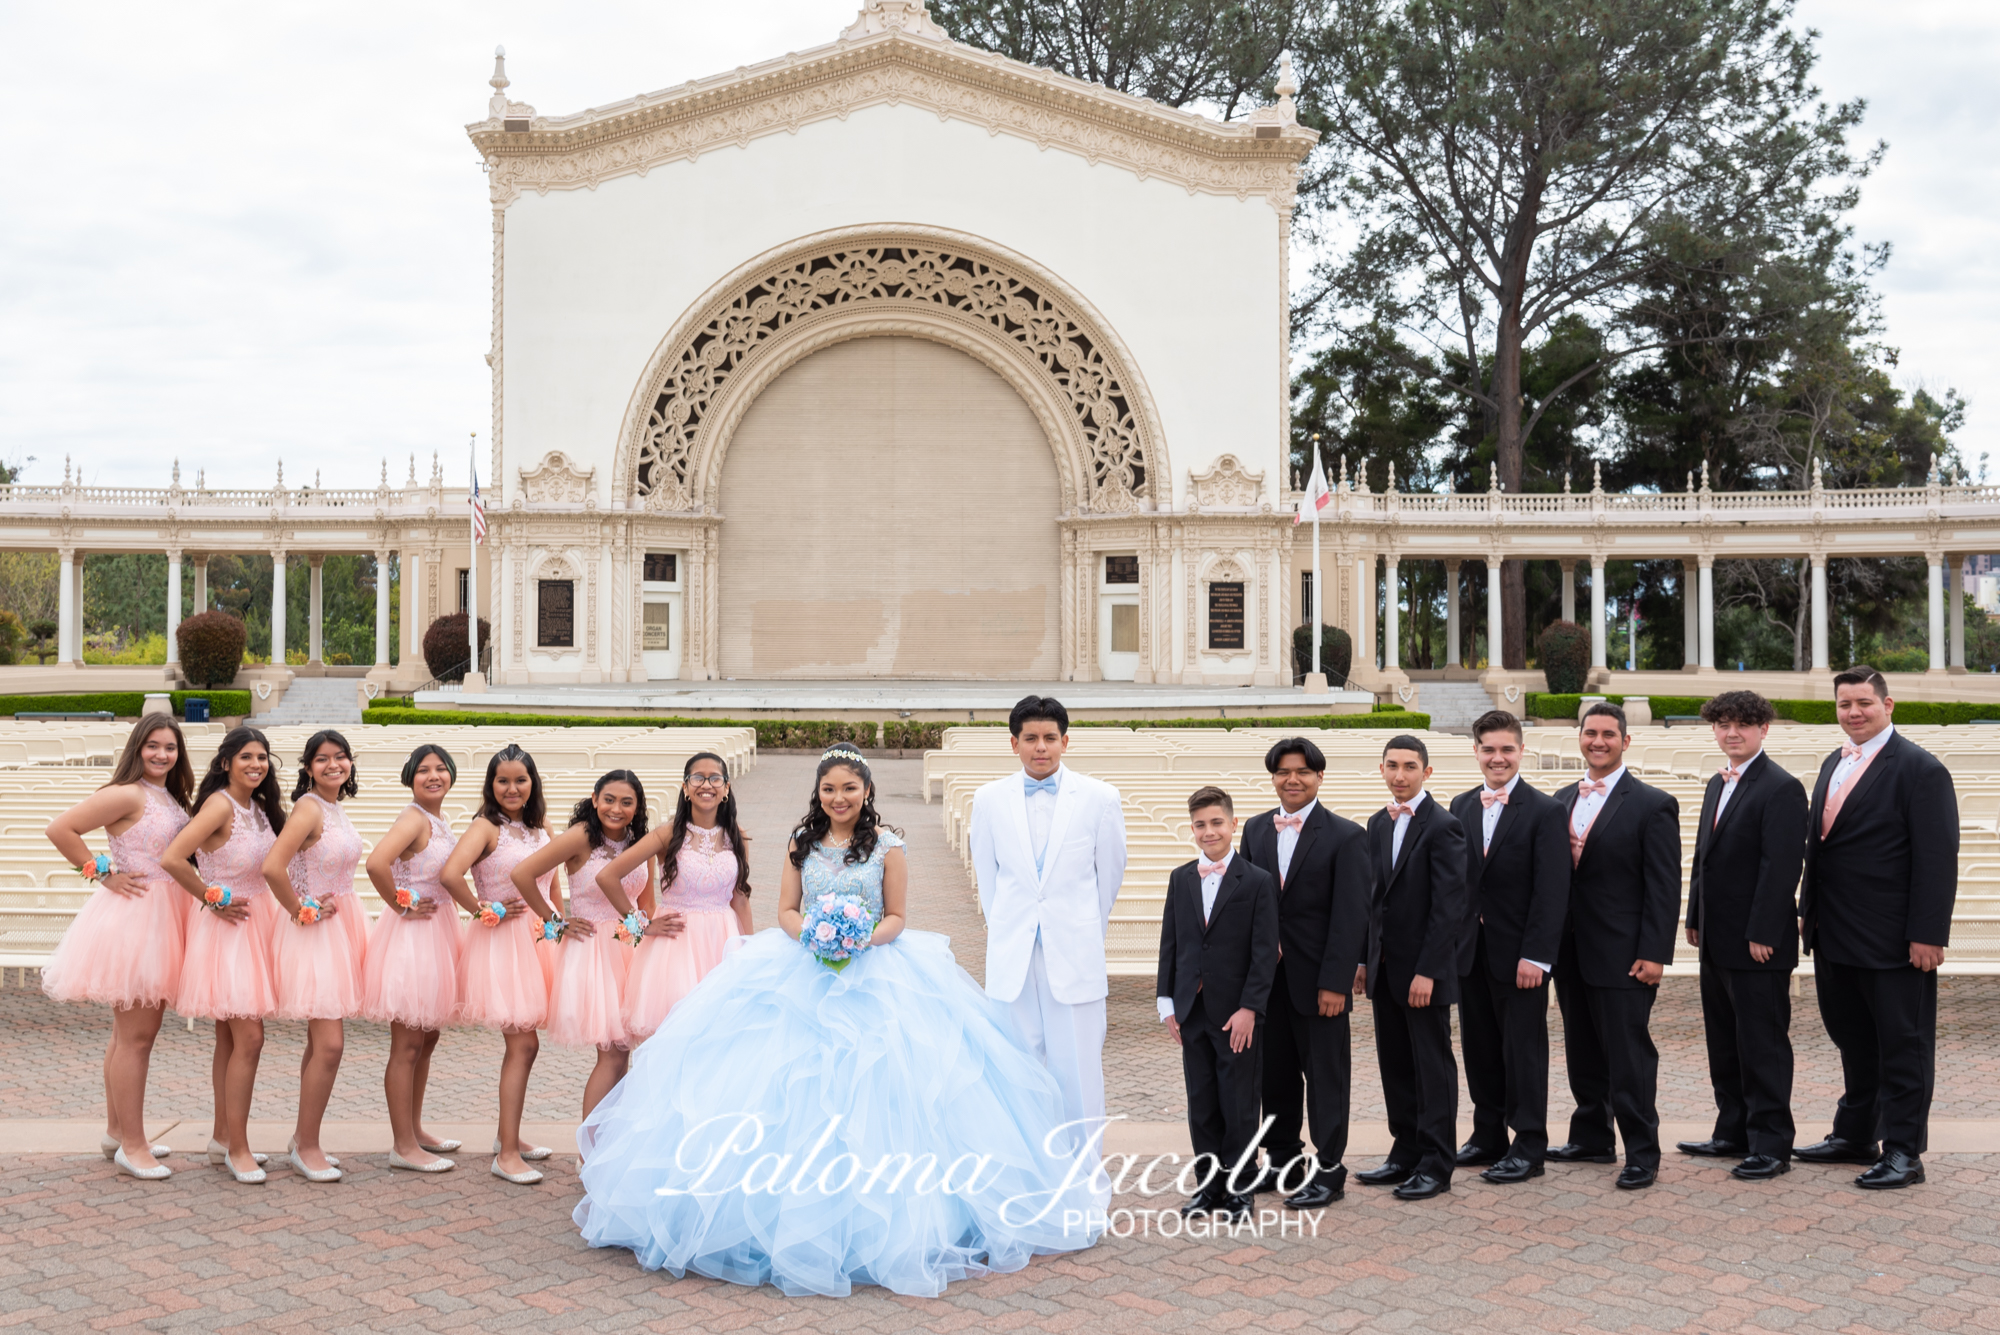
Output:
[1357, 734, 1468, 1200]
[1158, 786, 1281, 1221]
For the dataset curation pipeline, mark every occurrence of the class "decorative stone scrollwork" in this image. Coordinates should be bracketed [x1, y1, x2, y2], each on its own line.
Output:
[1188, 455, 1265, 510]
[518, 452, 596, 506]
[628, 239, 1158, 514]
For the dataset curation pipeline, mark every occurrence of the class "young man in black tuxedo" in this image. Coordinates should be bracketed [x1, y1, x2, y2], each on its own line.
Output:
[1356, 735, 1467, 1200]
[1448, 710, 1570, 1184]
[1549, 702, 1682, 1190]
[1239, 736, 1371, 1209]
[1681, 690, 1808, 1181]
[1157, 786, 1281, 1221]
[1798, 665, 1958, 1190]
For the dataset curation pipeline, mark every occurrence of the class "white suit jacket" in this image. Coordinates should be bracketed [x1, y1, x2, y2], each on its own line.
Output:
[971, 763, 1128, 1005]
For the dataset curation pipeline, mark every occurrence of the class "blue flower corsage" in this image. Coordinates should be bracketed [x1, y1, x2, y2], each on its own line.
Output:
[617, 910, 649, 948]
[541, 916, 568, 942]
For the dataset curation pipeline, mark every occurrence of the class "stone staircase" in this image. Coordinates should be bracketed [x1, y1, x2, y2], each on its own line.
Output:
[258, 677, 364, 730]
[1414, 681, 1497, 731]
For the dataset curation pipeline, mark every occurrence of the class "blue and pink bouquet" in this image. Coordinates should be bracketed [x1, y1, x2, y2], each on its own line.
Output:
[800, 890, 874, 972]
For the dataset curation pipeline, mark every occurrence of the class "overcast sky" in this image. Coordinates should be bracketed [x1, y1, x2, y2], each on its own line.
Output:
[1, 0, 1993, 489]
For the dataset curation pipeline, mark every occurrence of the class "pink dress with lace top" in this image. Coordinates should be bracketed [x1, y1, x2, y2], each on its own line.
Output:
[176, 794, 281, 1020]
[361, 805, 461, 1030]
[41, 781, 191, 1010]
[272, 794, 368, 1020]
[547, 834, 645, 1050]
[458, 819, 556, 1031]
[623, 823, 744, 1041]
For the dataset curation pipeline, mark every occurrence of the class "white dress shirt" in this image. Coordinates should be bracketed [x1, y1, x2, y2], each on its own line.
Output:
[1480, 774, 1521, 852]
[1828, 723, 1895, 801]
[1389, 789, 1429, 864]
[1024, 768, 1061, 871]
[1570, 765, 1626, 841]
[1712, 749, 1764, 824]
[1158, 851, 1233, 1021]
[1275, 801, 1314, 883]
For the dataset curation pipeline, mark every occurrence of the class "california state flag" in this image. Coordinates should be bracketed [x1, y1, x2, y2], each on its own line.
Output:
[1294, 451, 1332, 524]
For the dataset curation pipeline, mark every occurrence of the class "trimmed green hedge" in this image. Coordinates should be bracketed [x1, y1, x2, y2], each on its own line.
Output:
[1527, 692, 2000, 727]
[0, 690, 253, 718]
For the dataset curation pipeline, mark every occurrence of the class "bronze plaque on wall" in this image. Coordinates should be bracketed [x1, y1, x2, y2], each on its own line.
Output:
[643, 553, 677, 583]
[1207, 582, 1244, 650]
[537, 581, 575, 647]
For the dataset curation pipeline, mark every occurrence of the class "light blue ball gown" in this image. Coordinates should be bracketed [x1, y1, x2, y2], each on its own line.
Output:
[573, 831, 1105, 1297]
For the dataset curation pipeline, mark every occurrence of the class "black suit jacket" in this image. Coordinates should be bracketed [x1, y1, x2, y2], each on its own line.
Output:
[1801, 730, 1958, 968]
[1687, 751, 1807, 971]
[1363, 795, 1468, 1005]
[1157, 854, 1282, 1024]
[1241, 803, 1372, 1014]
[1556, 772, 1682, 989]
[1449, 780, 1571, 981]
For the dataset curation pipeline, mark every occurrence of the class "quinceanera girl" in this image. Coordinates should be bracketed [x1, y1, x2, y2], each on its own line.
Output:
[41, 713, 195, 1180]
[574, 746, 1104, 1298]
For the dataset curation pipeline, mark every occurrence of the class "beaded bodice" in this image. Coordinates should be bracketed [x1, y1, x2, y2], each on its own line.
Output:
[195, 795, 275, 900]
[472, 819, 555, 903]
[659, 823, 740, 913]
[799, 830, 902, 921]
[571, 834, 644, 923]
[106, 781, 188, 884]
[393, 806, 457, 905]
[289, 793, 363, 902]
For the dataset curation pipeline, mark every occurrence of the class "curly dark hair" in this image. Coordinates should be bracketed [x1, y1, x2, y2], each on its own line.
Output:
[291, 729, 359, 801]
[569, 769, 649, 850]
[193, 725, 287, 837]
[789, 746, 899, 868]
[1700, 690, 1776, 729]
[662, 752, 751, 898]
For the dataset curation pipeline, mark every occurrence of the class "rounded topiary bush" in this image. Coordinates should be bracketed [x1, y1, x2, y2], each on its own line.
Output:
[422, 612, 491, 681]
[1292, 624, 1355, 683]
[1536, 619, 1590, 694]
[177, 610, 247, 688]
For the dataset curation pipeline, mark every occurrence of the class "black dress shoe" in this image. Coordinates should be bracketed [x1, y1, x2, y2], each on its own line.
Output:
[1179, 1190, 1219, 1217]
[1284, 1178, 1343, 1209]
[1354, 1161, 1416, 1186]
[1731, 1154, 1790, 1181]
[1249, 1164, 1287, 1194]
[1210, 1193, 1254, 1222]
[1856, 1151, 1925, 1190]
[1615, 1165, 1656, 1190]
[1391, 1172, 1449, 1200]
[1676, 1138, 1749, 1158]
[1795, 1136, 1880, 1165]
[1546, 1143, 1618, 1164]
[1479, 1154, 1545, 1184]
[1455, 1142, 1506, 1168]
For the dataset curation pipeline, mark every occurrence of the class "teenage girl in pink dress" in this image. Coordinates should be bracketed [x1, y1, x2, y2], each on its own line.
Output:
[41, 713, 195, 1180]
[362, 743, 462, 1173]
[160, 726, 286, 1185]
[261, 729, 366, 1184]
[439, 744, 557, 1185]
[512, 769, 659, 1120]
[604, 751, 753, 1042]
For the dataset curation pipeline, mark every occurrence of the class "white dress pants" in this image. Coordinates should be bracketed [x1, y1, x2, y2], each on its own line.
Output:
[1009, 934, 1108, 1133]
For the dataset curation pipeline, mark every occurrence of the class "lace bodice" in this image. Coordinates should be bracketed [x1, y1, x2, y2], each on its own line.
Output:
[106, 781, 189, 884]
[571, 834, 644, 923]
[799, 830, 903, 922]
[288, 794, 363, 902]
[659, 823, 740, 913]
[195, 795, 275, 901]
[472, 819, 555, 903]
[392, 805, 457, 905]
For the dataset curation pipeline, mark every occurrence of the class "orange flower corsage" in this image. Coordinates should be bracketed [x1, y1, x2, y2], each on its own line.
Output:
[294, 897, 322, 926]
[477, 901, 506, 927]
[394, 886, 416, 913]
[202, 886, 233, 911]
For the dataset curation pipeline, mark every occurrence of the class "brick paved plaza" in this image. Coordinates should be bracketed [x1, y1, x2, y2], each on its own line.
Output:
[4, 756, 1997, 1332]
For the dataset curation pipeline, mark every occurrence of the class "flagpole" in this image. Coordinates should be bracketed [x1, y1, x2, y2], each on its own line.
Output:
[1311, 433, 1322, 681]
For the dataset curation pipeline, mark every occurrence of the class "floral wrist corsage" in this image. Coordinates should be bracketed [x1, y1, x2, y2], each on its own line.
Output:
[541, 916, 568, 943]
[615, 910, 649, 947]
[478, 901, 507, 927]
[202, 885, 234, 912]
[293, 896, 322, 926]
[78, 853, 112, 883]
[394, 886, 416, 914]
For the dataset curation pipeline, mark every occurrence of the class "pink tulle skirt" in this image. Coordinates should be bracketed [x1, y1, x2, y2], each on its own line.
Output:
[546, 924, 631, 1051]
[272, 892, 368, 1020]
[622, 909, 739, 1041]
[458, 911, 548, 1032]
[535, 936, 559, 992]
[361, 900, 460, 1031]
[176, 894, 282, 1021]
[41, 878, 189, 1011]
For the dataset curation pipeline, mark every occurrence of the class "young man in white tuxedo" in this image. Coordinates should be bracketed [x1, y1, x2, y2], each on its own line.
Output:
[970, 696, 1129, 1157]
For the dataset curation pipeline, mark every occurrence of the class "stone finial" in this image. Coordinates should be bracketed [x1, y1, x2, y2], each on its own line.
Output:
[1929, 453, 1940, 484]
[172, 459, 180, 486]
[1686, 470, 1694, 493]
[276, 458, 284, 488]
[380, 459, 389, 487]
[1387, 459, 1397, 493]
[63, 454, 71, 486]
[1564, 470, 1572, 493]
[1338, 454, 1348, 491]
[1592, 460, 1603, 493]
[1700, 459, 1711, 492]
[841, 0, 948, 42]
[314, 469, 321, 489]
[431, 450, 442, 484]
[408, 453, 417, 486]
[489, 46, 509, 119]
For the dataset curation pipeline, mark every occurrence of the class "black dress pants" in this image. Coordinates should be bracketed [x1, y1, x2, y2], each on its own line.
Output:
[1261, 959, 1353, 1175]
[1568, 983, 1662, 1170]
[1815, 959, 1938, 1157]
[1458, 929, 1551, 1162]
[1181, 993, 1265, 1189]
[1698, 960, 1796, 1158]
[1554, 931, 1614, 1152]
[1371, 979, 1458, 1181]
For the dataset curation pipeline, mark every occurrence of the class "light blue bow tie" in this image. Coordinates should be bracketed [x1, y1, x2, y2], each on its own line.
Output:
[1024, 774, 1060, 796]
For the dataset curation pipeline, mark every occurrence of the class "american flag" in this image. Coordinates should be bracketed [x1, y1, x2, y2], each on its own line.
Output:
[470, 465, 487, 544]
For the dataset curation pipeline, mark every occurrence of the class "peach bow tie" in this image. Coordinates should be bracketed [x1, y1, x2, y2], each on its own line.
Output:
[1198, 861, 1229, 878]
[1274, 812, 1305, 833]
[1480, 789, 1508, 809]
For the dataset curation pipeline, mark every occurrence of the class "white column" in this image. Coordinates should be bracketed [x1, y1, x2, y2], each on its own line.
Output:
[1698, 557, 1716, 670]
[1683, 560, 1701, 667]
[1444, 560, 1461, 666]
[270, 551, 288, 667]
[1355, 554, 1373, 670]
[1383, 557, 1401, 670]
[1928, 555, 1946, 671]
[1560, 559, 1576, 623]
[374, 550, 392, 666]
[192, 556, 207, 616]
[165, 552, 182, 665]
[1810, 555, 1829, 672]
[1950, 554, 1966, 671]
[308, 555, 325, 665]
[1590, 557, 1607, 668]
[57, 548, 76, 665]
[401, 550, 421, 666]
[1486, 557, 1504, 671]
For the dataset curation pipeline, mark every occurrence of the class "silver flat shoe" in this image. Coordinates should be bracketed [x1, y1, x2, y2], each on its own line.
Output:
[417, 1138, 462, 1154]
[490, 1158, 544, 1185]
[288, 1136, 339, 1169]
[494, 1138, 554, 1161]
[285, 1139, 343, 1183]
[387, 1150, 456, 1173]
[207, 1139, 267, 1167]
[113, 1147, 172, 1180]
[226, 1156, 267, 1185]
[102, 1135, 172, 1161]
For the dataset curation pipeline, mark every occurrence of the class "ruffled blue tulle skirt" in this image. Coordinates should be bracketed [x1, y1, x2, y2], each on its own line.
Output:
[573, 928, 1105, 1297]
